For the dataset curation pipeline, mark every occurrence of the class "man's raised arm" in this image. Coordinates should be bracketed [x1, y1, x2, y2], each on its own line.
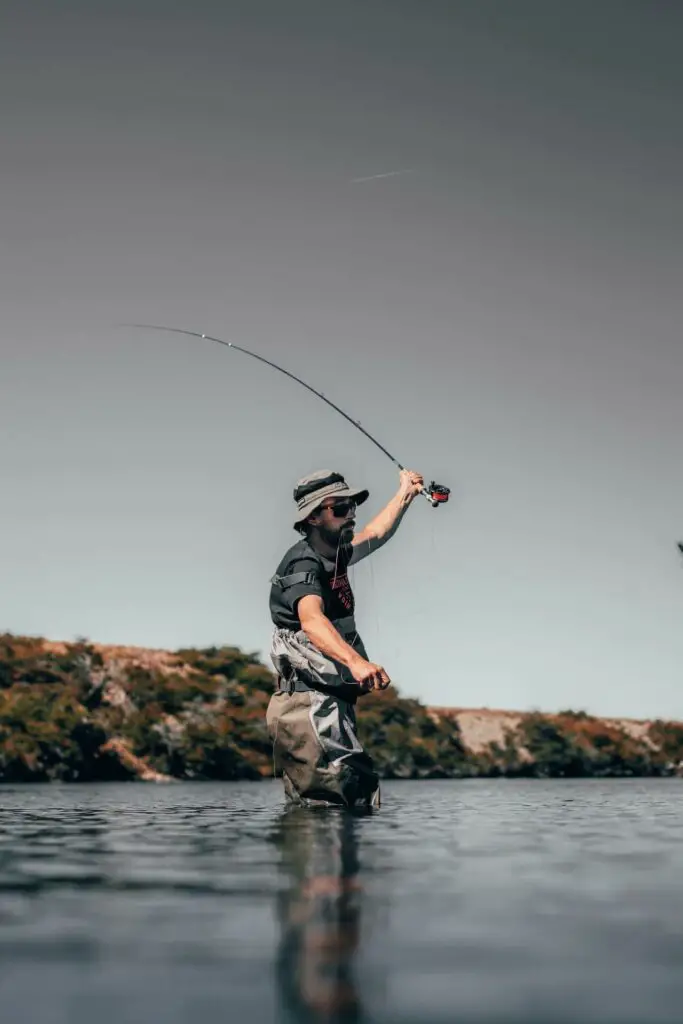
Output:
[350, 468, 424, 563]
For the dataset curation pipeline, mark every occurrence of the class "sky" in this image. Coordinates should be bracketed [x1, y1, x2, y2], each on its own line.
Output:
[1, 0, 682, 719]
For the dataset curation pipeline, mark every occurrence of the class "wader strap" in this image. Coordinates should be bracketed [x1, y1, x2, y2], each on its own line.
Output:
[275, 665, 359, 705]
[276, 677, 358, 704]
[277, 675, 315, 695]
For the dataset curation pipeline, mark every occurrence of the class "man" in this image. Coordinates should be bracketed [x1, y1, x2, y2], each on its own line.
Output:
[266, 466, 424, 809]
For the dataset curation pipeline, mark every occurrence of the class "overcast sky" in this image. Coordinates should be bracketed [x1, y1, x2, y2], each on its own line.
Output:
[1, 0, 682, 719]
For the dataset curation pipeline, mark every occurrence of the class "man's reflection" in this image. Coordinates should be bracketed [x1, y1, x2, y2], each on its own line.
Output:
[271, 806, 368, 1023]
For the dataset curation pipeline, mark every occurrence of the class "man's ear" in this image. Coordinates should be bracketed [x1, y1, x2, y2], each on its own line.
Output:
[306, 510, 323, 531]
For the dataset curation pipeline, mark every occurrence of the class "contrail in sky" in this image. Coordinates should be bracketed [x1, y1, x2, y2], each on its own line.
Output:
[351, 168, 415, 184]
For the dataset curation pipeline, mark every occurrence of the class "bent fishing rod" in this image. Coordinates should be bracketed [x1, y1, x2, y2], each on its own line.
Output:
[120, 323, 450, 508]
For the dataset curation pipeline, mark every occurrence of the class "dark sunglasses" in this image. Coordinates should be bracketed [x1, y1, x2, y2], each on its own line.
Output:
[321, 499, 356, 518]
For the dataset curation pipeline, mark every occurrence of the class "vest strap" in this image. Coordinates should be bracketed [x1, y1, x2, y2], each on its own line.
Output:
[270, 570, 318, 590]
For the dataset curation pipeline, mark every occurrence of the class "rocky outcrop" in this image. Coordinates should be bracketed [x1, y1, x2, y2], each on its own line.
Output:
[98, 738, 174, 782]
[430, 707, 525, 754]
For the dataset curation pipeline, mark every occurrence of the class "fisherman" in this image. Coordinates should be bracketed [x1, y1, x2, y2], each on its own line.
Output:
[266, 466, 424, 809]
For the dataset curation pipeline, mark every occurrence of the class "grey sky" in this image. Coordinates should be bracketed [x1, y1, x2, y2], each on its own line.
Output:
[1, 1, 682, 718]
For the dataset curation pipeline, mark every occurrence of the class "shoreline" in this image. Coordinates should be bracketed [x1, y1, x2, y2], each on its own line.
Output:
[2, 633, 682, 783]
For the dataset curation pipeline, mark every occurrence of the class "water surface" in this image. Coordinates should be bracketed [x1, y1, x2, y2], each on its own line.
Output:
[1, 779, 682, 1023]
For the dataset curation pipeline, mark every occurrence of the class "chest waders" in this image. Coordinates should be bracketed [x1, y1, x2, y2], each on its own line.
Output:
[267, 565, 380, 809]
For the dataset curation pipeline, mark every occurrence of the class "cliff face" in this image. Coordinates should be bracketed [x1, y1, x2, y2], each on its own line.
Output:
[429, 706, 683, 779]
[1, 633, 682, 783]
[431, 706, 664, 759]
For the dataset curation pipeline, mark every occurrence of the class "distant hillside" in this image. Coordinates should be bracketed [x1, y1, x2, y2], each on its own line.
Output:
[1, 633, 682, 783]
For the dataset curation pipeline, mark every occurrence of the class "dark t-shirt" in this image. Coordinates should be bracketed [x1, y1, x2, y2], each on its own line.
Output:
[269, 538, 356, 631]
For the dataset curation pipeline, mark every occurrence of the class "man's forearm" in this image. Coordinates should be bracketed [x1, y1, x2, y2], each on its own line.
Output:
[356, 489, 412, 554]
[300, 612, 363, 669]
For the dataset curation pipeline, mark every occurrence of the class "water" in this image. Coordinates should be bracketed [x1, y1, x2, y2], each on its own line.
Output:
[1, 779, 682, 1024]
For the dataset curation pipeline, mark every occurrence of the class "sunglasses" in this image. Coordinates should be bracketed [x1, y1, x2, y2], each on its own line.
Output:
[321, 499, 356, 518]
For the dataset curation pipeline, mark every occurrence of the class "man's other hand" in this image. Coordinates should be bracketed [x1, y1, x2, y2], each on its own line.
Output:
[350, 658, 391, 693]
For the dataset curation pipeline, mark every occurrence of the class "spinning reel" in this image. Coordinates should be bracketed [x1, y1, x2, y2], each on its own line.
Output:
[423, 482, 451, 508]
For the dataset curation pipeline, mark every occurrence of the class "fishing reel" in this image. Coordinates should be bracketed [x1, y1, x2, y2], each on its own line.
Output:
[423, 482, 451, 508]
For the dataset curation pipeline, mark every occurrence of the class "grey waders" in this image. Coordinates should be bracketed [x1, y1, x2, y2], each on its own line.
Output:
[267, 621, 380, 809]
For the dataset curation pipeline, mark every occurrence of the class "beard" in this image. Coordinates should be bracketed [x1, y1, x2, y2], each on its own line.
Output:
[320, 521, 354, 549]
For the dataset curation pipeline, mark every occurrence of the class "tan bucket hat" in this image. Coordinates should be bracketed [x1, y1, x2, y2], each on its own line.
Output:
[293, 469, 369, 528]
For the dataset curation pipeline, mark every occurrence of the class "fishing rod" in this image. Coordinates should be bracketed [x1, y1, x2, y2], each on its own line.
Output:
[121, 323, 450, 507]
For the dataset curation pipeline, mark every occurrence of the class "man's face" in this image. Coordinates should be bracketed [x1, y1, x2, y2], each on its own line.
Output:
[311, 498, 357, 546]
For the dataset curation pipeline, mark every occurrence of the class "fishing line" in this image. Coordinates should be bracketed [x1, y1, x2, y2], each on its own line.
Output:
[367, 550, 380, 657]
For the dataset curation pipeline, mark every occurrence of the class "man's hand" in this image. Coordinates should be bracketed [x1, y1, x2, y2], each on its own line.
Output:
[398, 468, 424, 503]
[349, 656, 391, 693]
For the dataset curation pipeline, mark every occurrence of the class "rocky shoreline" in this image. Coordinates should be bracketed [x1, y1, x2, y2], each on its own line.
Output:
[1, 633, 682, 783]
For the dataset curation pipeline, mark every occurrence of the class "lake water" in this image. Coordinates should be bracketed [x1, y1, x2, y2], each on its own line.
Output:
[1, 779, 682, 1023]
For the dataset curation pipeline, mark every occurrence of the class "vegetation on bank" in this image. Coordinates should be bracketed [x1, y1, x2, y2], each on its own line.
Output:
[1, 633, 682, 783]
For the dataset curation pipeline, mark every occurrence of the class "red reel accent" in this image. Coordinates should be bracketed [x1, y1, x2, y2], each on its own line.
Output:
[428, 482, 450, 506]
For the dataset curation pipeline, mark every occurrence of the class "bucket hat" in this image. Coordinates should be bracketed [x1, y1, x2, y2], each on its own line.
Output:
[293, 469, 369, 528]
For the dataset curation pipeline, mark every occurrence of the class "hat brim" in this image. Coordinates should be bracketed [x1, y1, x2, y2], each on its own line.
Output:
[293, 485, 369, 527]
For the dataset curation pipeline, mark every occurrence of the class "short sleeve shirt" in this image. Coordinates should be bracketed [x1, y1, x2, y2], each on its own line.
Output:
[269, 538, 355, 630]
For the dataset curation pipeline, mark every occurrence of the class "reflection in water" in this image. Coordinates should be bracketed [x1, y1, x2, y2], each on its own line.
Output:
[272, 807, 368, 1024]
[4, 782, 683, 1024]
